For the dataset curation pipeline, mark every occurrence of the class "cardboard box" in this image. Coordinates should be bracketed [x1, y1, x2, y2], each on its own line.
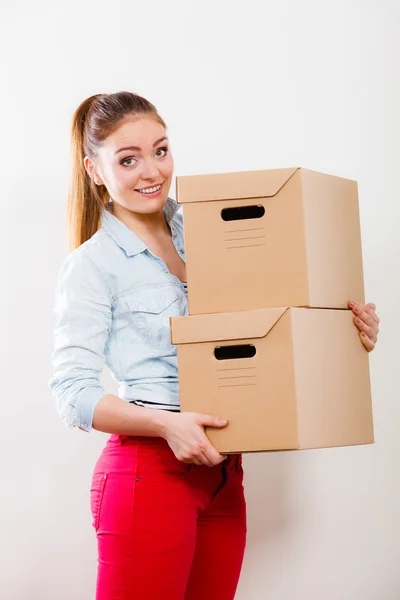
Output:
[171, 307, 374, 453]
[176, 167, 365, 315]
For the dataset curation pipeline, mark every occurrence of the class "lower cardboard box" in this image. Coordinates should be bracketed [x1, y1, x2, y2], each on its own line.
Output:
[170, 307, 374, 454]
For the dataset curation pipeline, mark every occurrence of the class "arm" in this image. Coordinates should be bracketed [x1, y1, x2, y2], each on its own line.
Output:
[48, 249, 228, 464]
[48, 250, 113, 431]
[91, 392, 172, 437]
[48, 250, 172, 435]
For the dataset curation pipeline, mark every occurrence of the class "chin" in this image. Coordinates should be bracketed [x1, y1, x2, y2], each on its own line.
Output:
[130, 194, 168, 214]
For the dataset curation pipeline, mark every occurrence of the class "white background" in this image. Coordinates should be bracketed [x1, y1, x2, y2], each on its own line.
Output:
[1, 1, 399, 598]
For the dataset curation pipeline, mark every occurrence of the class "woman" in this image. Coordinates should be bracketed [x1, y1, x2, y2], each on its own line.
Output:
[48, 91, 380, 600]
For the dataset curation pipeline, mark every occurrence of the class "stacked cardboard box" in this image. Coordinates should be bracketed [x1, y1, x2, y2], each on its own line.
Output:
[170, 167, 374, 453]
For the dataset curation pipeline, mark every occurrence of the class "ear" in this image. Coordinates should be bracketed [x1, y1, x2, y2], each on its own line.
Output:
[83, 156, 104, 186]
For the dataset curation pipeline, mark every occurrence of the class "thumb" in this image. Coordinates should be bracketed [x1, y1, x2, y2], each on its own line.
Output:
[197, 414, 229, 428]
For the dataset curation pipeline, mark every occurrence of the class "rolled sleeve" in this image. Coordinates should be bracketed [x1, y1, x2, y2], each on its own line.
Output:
[48, 249, 112, 432]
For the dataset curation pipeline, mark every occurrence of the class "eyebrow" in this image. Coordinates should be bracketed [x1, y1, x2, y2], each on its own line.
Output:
[114, 136, 168, 155]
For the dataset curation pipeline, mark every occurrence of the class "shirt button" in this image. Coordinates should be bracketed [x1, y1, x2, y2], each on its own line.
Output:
[180, 249, 184, 254]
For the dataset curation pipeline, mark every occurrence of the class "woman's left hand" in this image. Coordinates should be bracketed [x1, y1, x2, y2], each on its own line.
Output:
[347, 300, 380, 352]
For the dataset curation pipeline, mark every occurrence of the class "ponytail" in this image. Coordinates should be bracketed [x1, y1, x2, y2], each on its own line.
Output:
[67, 95, 108, 251]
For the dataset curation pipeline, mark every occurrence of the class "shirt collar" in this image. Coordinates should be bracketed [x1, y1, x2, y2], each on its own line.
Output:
[101, 196, 180, 257]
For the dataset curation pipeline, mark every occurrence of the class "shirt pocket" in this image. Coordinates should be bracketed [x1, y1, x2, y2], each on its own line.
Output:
[125, 286, 180, 350]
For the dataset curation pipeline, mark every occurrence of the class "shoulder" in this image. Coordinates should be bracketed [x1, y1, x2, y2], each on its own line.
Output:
[59, 229, 105, 272]
[56, 230, 114, 298]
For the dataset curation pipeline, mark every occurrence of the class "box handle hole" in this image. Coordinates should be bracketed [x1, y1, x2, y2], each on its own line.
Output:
[221, 205, 265, 222]
[214, 344, 256, 360]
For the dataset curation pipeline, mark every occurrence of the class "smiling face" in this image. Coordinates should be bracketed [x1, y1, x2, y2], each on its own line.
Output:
[85, 115, 174, 215]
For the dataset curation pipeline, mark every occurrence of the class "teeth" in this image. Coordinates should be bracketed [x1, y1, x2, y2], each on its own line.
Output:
[138, 184, 162, 194]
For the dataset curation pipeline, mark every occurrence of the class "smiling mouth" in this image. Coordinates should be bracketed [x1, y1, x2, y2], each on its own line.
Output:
[135, 183, 163, 194]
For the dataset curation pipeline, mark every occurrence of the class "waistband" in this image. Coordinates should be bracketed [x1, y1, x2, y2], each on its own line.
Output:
[108, 433, 242, 471]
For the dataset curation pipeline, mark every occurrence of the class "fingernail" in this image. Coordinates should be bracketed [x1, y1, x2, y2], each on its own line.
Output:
[361, 332, 367, 337]
[356, 317, 361, 324]
[218, 419, 228, 425]
[348, 300, 355, 307]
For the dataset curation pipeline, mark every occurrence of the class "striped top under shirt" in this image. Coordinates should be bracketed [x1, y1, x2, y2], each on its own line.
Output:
[129, 281, 188, 413]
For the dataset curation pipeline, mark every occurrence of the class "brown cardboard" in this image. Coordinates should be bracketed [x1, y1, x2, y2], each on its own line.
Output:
[176, 167, 366, 315]
[170, 307, 374, 453]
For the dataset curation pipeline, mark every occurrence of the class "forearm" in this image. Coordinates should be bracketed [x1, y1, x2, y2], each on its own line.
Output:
[91, 393, 172, 438]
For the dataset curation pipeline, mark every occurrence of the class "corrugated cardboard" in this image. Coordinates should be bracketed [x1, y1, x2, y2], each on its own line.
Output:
[176, 167, 365, 315]
[170, 307, 374, 453]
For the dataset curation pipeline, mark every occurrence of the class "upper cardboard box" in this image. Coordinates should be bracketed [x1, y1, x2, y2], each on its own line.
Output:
[176, 167, 366, 315]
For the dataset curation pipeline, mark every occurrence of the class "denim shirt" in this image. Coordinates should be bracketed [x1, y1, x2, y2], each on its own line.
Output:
[48, 197, 188, 432]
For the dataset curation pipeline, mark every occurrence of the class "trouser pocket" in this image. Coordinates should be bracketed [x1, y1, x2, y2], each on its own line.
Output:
[90, 472, 108, 531]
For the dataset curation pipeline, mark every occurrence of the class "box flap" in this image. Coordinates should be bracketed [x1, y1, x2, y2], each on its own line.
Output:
[170, 307, 289, 345]
[176, 167, 299, 204]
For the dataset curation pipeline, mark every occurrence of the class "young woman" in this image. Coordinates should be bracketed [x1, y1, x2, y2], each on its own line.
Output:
[48, 91, 380, 600]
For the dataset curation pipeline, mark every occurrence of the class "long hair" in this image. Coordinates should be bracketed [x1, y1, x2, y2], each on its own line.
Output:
[67, 91, 166, 251]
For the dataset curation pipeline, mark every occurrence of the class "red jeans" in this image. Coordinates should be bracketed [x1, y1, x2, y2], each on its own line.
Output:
[90, 433, 247, 599]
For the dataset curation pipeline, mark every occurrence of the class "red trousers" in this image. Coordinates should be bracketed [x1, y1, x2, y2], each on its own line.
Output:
[90, 433, 247, 599]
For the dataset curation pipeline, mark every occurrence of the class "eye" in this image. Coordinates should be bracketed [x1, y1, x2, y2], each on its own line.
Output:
[155, 146, 169, 158]
[121, 157, 138, 167]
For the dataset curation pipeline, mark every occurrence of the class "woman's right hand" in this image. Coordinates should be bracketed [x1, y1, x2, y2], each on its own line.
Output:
[160, 411, 229, 467]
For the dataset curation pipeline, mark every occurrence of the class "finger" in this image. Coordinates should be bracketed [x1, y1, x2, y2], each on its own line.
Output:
[192, 435, 222, 466]
[354, 318, 378, 343]
[364, 305, 380, 335]
[357, 302, 380, 325]
[183, 450, 206, 466]
[350, 302, 363, 318]
[191, 449, 218, 467]
[353, 309, 373, 329]
[355, 305, 375, 328]
[362, 303, 380, 324]
[197, 413, 229, 428]
[198, 451, 213, 467]
[181, 455, 203, 466]
[202, 451, 227, 467]
[367, 304, 380, 325]
[360, 331, 375, 352]
[360, 308, 380, 338]
[203, 444, 227, 466]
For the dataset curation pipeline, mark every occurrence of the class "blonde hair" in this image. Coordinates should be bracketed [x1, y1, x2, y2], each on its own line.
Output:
[67, 91, 166, 251]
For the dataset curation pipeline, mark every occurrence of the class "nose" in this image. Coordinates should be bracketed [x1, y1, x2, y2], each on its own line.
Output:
[140, 157, 160, 181]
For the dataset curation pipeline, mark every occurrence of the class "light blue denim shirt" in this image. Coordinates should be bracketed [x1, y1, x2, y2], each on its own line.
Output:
[48, 197, 188, 432]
